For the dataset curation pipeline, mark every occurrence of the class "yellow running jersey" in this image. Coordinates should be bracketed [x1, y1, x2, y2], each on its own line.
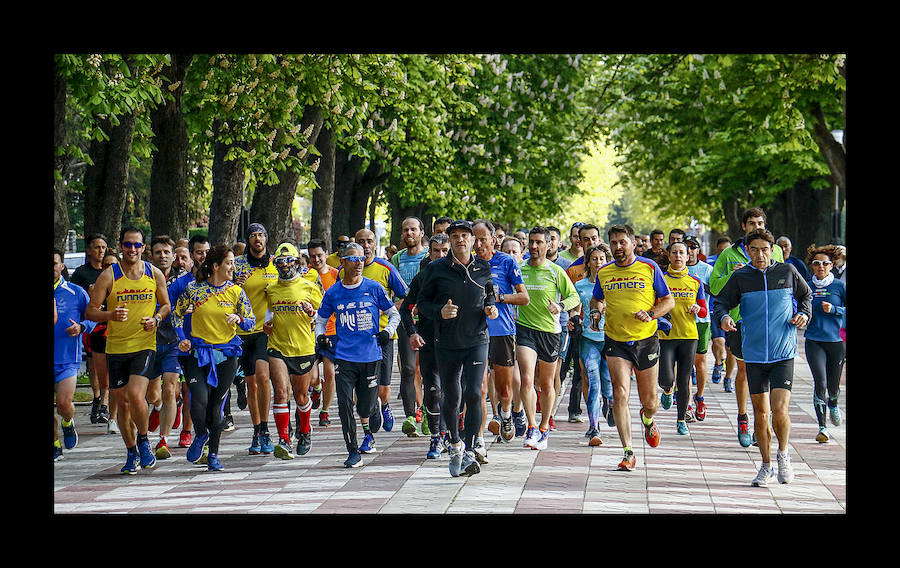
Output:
[592, 257, 671, 342]
[659, 268, 706, 340]
[105, 261, 158, 354]
[265, 277, 323, 357]
[234, 254, 279, 335]
[174, 280, 254, 345]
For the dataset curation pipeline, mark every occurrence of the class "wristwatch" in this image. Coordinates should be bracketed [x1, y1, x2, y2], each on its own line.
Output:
[647, 310, 655, 319]
[498, 293, 505, 303]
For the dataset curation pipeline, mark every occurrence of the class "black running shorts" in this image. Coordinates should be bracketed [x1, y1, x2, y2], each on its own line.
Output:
[604, 335, 660, 371]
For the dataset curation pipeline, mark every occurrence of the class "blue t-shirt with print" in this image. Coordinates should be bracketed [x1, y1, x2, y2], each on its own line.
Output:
[318, 277, 396, 363]
[485, 251, 524, 337]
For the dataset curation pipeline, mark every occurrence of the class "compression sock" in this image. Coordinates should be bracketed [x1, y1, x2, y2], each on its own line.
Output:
[298, 399, 313, 434]
[62, 418, 73, 428]
[362, 421, 371, 435]
[641, 411, 653, 426]
[623, 446, 633, 455]
[137, 433, 149, 445]
[273, 403, 290, 442]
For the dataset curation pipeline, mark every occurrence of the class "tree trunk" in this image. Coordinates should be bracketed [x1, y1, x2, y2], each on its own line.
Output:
[82, 113, 137, 244]
[767, 177, 832, 256]
[333, 149, 391, 246]
[250, 105, 324, 247]
[53, 60, 70, 252]
[149, 53, 194, 242]
[809, 101, 846, 196]
[310, 123, 336, 249]
[209, 129, 245, 247]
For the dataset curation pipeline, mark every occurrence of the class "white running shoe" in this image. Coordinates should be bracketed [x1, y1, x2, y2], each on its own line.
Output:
[523, 427, 539, 449]
[776, 450, 795, 484]
[107, 419, 120, 434]
[815, 427, 830, 443]
[751, 463, 776, 487]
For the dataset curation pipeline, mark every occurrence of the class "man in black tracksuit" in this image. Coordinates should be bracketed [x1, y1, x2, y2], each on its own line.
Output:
[415, 220, 498, 477]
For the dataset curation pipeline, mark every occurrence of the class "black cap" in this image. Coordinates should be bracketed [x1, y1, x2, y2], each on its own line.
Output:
[684, 236, 700, 248]
[446, 219, 474, 234]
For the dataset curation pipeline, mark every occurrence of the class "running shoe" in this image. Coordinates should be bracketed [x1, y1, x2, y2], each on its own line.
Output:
[660, 389, 673, 411]
[737, 415, 752, 447]
[319, 411, 331, 427]
[148, 406, 160, 433]
[548, 416, 557, 431]
[441, 432, 451, 454]
[458, 412, 465, 436]
[500, 415, 514, 441]
[473, 437, 488, 464]
[97, 405, 110, 424]
[223, 414, 235, 432]
[685, 404, 696, 423]
[172, 399, 182, 430]
[107, 418, 120, 435]
[344, 451, 362, 468]
[359, 433, 376, 454]
[370, 399, 383, 433]
[488, 414, 501, 436]
[236, 378, 248, 410]
[607, 407, 616, 428]
[415, 407, 423, 423]
[676, 420, 690, 435]
[155, 438, 171, 460]
[121, 449, 141, 475]
[776, 451, 794, 484]
[274, 437, 295, 460]
[691, 366, 697, 385]
[54, 444, 64, 462]
[694, 395, 706, 421]
[816, 427, 830, 443]
[829, 405, 842, 426]
[751, 463, 776, 487]
[187, 432, 210, 463]
[427, 436, 443, 459]
[90, 398, 101, 424]
[640, 409, 660, 447]
[448, 444, 464, 477]
[460, 451, 481, 477]
[61, 419, 78, 450]
[179, 429, 192, 448]
[568, 413, 584, 423]
[588, 429, 603, 447]
[207, 453, 224, 471]
[617, 451, 636, 471]
[723, 377, 734, 393]
[138, 440, 157, 469]
[531, 429, 550, 451]
[249, 434, 262, 455]
[296, 432, 311, 456]
[711, 363, 722, 384]
[513, 410, 527, 437]
[402, 415, 419, 437]
[536, 399, 541, 413]
[311, 387, 321, 410]
[197, 445, 209, 465]
[260, 431, 274, 454]
[420, 413, 431, 436]
[382, 403, 395, 432]
[523, 426, 540, 449]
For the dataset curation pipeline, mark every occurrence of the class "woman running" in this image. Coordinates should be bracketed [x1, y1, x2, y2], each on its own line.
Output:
[657, 241, 707, 436]
[804, 244, 847, 442]
[173, 244, 255, 471]
[573, 244, 614, 446]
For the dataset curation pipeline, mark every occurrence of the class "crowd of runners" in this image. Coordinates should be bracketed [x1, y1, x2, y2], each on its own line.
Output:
[53, 206, 846, 487]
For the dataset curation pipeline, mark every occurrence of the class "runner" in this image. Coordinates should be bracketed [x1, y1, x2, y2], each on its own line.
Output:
[500, 236, 528, 436]
[572, 244, 613, 446]
[706, 236, 732, 387]
[713, 229, 811, 486]
[803, 244, 847, 443]
[399, 232, 451, 459]
[54, 249, 97, 461]
[516, 226, 580, 451]
[415, 220, 498, 477]
[390, 217, 429, 437]
[86, 226, 171, 475]
[589, 224, 674, 471]
[233, 223, 279, 455]
[316, 242, 401, 467]
[326, 235, 353, 269]
[710, 207, 784, 447]
[173, 244, 255, 471]
[263, 242, 323, 459]
[657, 241, 707, 436]
[307, 238, 339, 427]
[93, 251, 122, 433]
[685, 236, 713, 422]
[547, 226, 570, 431]
[558, 222, 584, 265]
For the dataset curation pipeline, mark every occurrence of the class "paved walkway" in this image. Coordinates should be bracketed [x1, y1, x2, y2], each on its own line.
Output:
[53, 332, 846, 514]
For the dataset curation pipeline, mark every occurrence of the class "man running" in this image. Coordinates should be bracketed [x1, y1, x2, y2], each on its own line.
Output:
[316, 243, 401, 467]
[87, 226, 171, 474]
[710, 207, 784, 447]
[685, 236, 713, 422]
[516, 226, 580, 451]
[589, 224, 674, 471]
[713, 229, 811, 486]
[307, 238, 339, 427]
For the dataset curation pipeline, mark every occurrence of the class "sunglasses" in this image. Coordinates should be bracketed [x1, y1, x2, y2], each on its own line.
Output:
[121, 242, 144, 249]
[343, 256, 365, 263]
[274, 256, 297, 266]
[811, 260, 833, 267]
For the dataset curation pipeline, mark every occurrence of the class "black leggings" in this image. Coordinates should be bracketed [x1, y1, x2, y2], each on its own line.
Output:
[805, 338, 845, 426]
[419, 346, 447, 435]
[335, 359, 379, 454]
[397, 326, 419, 417]
[437, 343, 489, 449]
[182, 355, 238, 455]
[658, 339, 698, 421]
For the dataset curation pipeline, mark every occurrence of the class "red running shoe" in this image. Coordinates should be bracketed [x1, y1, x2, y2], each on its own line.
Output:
[415, 407, 423, 423]
[618, 452, 636, 471]
[148, 407, 160, 433]
[640, 408, 661, 447]
[549, 416, 557, 431]
[536, 399, 542, 413]
[155, 438, 171, 460]
[172, 398, 183, 430]
[178, 429, 192, 448]
[694, 396, 706, 421]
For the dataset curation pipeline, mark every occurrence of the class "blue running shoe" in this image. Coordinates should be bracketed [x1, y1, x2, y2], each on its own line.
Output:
[427, 436, 443, 459]
[513, 410, 527, 437]
[737, 415, 752, 448]
[360, 433, 376, 454]
[260, 431, 275, 454]
[54, 444, 63, 462]
[121, 449, 141, 475]
[829, 404, 842, 426]
[296, 432, 311, 456]
[61, 419, 78, 450]
[249, 432, 261, 455]
[187, 432, 210, 463]
[138, 440, 157, 469]
[677, 420, 690, 435]
[382, 403, 395, 432]
[207, 453, 224, 471]
[660, 389, 673, 410]
[723, 377, 734, 393]
[711, 363, 722, 384]
[344, 451, 362, 468]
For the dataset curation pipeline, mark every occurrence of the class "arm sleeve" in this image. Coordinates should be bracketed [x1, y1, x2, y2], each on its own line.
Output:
[315, 314, 329, 337]
[383, 305, 401, 337]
